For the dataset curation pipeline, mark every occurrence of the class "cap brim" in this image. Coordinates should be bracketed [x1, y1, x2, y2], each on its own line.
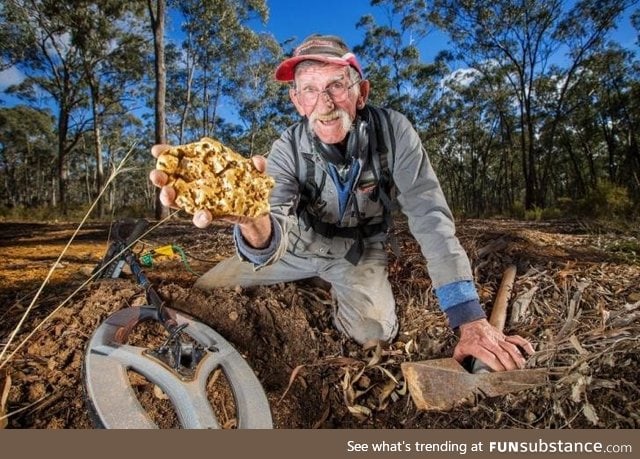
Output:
[275, 54, 363, 82]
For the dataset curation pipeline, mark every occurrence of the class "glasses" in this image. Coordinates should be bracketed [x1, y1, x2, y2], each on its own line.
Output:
[296, 79, 360, 106]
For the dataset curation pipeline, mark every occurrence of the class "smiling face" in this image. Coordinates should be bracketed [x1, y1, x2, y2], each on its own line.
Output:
[289, 62, 370, 145]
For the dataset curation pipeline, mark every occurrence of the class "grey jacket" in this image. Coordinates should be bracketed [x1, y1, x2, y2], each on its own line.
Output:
[255, 106, 474, 290]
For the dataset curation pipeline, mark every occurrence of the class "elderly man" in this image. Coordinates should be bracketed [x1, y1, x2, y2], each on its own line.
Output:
[150, 34, 533, 371]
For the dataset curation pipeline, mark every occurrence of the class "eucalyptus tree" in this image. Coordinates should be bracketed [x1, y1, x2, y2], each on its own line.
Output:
[428, 0, 635, 210]
[147, 0, 168, 218]
[1, 0, 91, 212]
[0, 106, 56, 209]
[148, 0, 166, 148]
[168, 0, 269, 140]
[73, 1, 149, 216]
[433, 63, 519, 216]
[354, 0, 442, 126]
[227, 34, 294, 157]
[550, 46, 640, 203]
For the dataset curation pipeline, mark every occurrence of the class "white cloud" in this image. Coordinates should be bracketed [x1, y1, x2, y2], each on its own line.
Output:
[0, 66, 25, 90]
[442, 67, 482, 88]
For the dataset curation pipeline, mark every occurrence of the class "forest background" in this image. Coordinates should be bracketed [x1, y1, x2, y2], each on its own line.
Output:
[1, 0, 639, 224]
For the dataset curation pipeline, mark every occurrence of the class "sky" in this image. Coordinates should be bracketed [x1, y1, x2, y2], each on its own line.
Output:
[1, 0, 637, 109]
[253, 0, 397, 49]
[237, 0, 451, 63]
[250, 0, 637, 65]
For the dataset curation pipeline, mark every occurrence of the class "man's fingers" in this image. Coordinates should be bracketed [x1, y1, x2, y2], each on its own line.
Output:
[151, 144, 171, 158]
[456, 346, 507, 372]
[251, 155, 267, 173]
[454, 318, 536, 372]
[193, 209, 212, 228]
[149, 169, 168, 187]
[453, 336, 529, 372]
[159, 186, 177, 208]
[497, 340, 526, 370]
[505, 335, 535, 355]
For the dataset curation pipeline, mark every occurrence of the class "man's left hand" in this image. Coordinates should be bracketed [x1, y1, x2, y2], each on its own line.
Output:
[453, 319, 535, 371]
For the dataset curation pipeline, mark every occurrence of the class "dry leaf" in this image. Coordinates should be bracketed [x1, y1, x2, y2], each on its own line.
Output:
[312, 403, 331, 429]
[153, 385, 169, 400]
[278, 364, 306, 403]
[582, 402, 600, 425]
[377, 379, 398, 410]
[365, 342, 383, 367]
[0, 371, 11, 429]
[347, 404, 371, 420]
[374, 365, 399, 385]
[568, 334, 588, 355]
[570, 375, 590, 403]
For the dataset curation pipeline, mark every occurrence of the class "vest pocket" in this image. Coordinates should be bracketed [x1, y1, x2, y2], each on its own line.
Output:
[346, 184, 385, 226]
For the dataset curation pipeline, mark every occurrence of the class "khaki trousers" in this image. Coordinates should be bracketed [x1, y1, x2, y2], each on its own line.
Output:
[194, 243, 398, 345]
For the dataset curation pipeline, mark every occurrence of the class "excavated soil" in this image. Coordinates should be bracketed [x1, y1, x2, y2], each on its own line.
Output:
[0, 217, 638, 429]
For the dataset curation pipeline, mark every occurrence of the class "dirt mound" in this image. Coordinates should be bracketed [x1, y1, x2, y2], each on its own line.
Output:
[0, 218, 638, 429]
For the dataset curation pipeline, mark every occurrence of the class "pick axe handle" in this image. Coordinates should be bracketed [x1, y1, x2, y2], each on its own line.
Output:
[472, 264, 517, 373]
[489, 264, 517, 332]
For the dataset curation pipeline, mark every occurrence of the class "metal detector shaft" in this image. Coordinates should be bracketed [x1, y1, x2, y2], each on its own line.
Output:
[124, 250, 178, 333]
[94, 218, 178, 333]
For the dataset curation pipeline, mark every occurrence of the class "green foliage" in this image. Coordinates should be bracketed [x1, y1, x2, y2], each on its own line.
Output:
[0, 204, 82, 221]
[354, 0, 442, 125]
[519, 206, 564, 221]
[605, 238, 640, 263]
[548, 183, 635, 220]
[588, 181, 634, 217]
[524, 206, 544, 222]
[1, 1, 639, 223]
[510, 202, 526, 219]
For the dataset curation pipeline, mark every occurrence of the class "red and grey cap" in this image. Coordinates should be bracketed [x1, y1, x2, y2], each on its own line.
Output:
[275, 34, 363, 82]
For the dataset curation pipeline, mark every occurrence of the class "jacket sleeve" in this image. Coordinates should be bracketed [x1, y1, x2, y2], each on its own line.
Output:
[233, 126, 300, 267]
[389, 110, 486, 327]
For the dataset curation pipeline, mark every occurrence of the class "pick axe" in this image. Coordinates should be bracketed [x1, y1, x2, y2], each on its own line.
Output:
[401, 265, 547, 411]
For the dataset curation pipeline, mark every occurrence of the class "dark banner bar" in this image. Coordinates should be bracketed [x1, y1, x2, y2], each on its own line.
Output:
[1, 429, 637, 459]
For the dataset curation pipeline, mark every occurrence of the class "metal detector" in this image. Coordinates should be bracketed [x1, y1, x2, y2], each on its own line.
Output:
[83, 219, 272, 429]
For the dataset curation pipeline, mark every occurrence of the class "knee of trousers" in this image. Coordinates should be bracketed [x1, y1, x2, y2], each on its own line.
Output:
[192, 267, 237, 290]
[335, 316, 399, 346]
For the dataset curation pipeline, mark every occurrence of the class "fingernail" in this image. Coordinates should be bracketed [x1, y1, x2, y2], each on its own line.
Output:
[196, 212, 209, 226]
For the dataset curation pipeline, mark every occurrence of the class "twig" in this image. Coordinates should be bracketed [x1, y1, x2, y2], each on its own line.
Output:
[510, 286, 538, 326]
[0, 211, 178, 370]
[556, 281, 590, 340]
[0, 393, 49, 423]
[0, 143, 178, 370]
[0, 145, 139, 366]
[490, 264, 517, 331]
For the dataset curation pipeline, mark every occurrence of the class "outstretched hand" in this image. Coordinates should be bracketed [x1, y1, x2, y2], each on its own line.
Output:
[149, 144, 269, 230]
[453, 318, 535, 371]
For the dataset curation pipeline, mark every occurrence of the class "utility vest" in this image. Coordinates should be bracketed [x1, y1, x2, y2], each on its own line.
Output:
[292, 105, 399, 265]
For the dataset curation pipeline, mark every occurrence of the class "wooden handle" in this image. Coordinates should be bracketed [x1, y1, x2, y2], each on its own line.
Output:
[489, 264, 517, 332]
[472, 264, 518, 373]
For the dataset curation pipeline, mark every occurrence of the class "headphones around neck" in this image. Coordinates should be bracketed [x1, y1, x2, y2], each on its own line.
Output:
[310, 114, 370, 166]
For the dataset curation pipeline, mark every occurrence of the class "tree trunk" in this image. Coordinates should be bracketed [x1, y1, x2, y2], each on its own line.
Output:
[57, 102, 70, 215]
[87, 75, 104, 218]
[148, 0, 169, 219]
[179, 53, 195, 144]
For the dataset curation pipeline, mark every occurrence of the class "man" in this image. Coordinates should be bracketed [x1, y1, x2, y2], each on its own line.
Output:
[150, 34, 533, 371]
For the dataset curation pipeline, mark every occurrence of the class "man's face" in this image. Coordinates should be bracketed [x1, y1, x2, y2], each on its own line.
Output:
[290, 63, 369, 145]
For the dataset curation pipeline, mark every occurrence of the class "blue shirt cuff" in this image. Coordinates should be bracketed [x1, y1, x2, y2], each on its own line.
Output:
[443, 299, 487, 329]
[435, 280, 485, 329]
[435, 280, 479, 310]
[233, 215, 280, 266]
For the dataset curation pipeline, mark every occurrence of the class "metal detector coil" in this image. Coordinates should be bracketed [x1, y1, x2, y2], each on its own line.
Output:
[86, 218, 272, 428]
[84, 306, 273, 429]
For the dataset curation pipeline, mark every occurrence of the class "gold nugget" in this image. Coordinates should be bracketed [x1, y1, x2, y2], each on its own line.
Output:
[155, 137, 274, 218]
